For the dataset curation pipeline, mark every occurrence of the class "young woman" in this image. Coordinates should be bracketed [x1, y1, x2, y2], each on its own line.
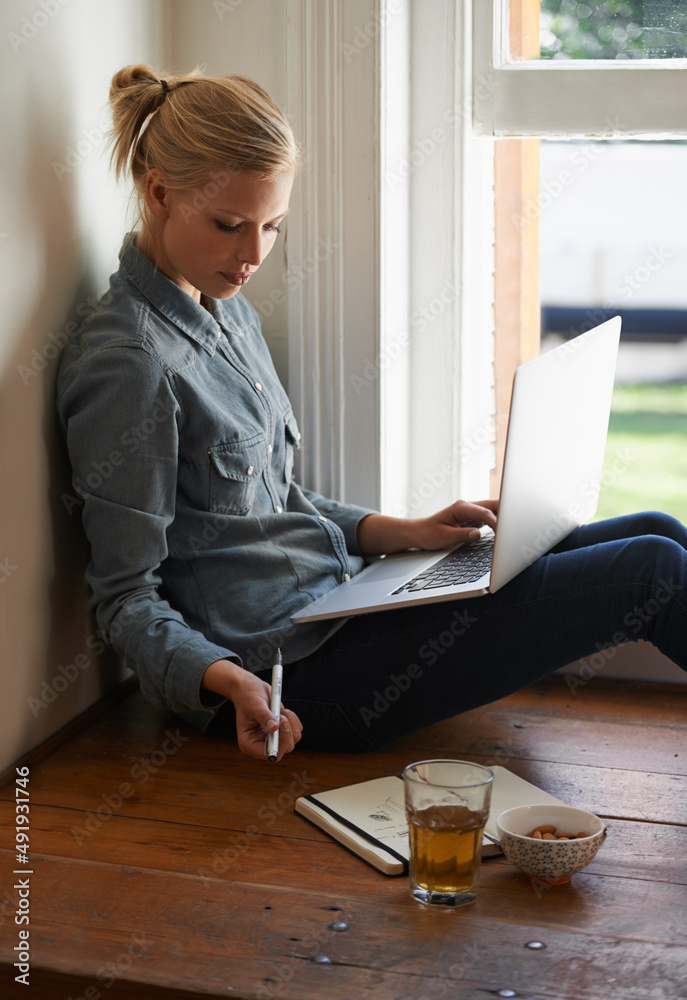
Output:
[57, 65, 687, 762]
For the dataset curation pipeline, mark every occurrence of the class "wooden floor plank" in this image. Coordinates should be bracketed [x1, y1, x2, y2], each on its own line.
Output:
[11, 699, 685, 785]
[11, 743, 685, 833]
[395, 707, 687, 776]
[6, 794, 687, 888]
[486, 675, 687, 721]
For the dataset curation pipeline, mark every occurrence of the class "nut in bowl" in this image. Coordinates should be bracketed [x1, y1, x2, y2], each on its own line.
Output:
[496, 804, 606, 885]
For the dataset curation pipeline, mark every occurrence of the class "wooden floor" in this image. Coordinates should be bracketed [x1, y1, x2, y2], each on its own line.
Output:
[1, 674, 686, 1000]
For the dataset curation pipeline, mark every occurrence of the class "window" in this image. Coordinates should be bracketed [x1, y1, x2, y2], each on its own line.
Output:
[478, 0, 687, 682]
[478, 0, 687, 492]
[285, 0, 686, 520]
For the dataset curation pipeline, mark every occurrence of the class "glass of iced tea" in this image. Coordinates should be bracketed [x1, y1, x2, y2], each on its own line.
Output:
[403, 760, 494, 907]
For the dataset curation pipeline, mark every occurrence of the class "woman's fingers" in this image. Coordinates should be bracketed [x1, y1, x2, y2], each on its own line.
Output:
[258, 706, 303, 762]
[232, 670, 304, 761]
[271, 707, 303, 760]
[282, 706, 303, 742]
[460, 499, 498, 523]
[448, 500, 498, 532]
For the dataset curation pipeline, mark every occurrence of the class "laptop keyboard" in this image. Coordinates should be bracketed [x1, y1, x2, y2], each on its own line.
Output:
[391, 536, 494, 595]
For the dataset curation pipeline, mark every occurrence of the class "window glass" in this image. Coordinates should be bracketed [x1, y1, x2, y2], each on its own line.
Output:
[534, 1, 687, 60]
[538, 140, 687, 521]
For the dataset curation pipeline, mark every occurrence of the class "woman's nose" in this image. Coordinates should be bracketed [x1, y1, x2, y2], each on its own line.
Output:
[236, 229, 263, 267]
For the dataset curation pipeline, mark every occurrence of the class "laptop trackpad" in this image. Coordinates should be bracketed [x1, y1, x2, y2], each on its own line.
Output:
[349, 552, 439, 586]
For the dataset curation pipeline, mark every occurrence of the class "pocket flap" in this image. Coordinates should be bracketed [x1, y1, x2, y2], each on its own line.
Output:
[208, 435, 267, 482]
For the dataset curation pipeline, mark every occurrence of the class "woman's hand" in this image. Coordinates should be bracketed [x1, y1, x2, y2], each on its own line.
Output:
[408, 498, 499, 551]
[356, 499, 499, 556]
[202, 658, 303, 761]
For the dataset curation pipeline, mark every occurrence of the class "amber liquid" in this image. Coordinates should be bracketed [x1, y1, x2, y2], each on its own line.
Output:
[407, 804, 488, 895]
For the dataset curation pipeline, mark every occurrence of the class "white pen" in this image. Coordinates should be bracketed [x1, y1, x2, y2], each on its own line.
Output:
[265, 648, 283, 762]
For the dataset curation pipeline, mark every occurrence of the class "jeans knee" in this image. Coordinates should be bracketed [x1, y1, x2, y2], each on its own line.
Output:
[635, 510, 686, 543]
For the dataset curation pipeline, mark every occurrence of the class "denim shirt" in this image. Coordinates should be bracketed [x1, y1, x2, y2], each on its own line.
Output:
[56, 236, 376, 732]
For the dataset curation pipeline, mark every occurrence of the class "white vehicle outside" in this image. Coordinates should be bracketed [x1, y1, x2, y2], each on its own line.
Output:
[539, 140, 687, 380]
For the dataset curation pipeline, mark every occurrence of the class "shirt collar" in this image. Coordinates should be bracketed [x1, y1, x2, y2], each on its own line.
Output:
[118, 233, 222, 357]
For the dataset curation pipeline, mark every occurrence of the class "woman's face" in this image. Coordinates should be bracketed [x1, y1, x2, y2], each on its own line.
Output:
[143, 167, 293, 303]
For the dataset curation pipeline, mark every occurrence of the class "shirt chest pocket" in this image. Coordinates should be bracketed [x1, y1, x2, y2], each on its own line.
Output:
[208, 434, 267, 515]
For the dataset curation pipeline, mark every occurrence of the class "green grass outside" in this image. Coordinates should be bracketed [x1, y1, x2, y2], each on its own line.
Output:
[593, 383, 687, 524]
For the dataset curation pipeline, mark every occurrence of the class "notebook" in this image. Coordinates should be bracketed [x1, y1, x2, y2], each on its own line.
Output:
[291, 316, 621, 624]
[294, 765, 571, 876]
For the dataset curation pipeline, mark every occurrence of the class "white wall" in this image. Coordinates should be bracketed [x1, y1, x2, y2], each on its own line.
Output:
[168, 0, 292, 381]
[0, 0, 166, 771]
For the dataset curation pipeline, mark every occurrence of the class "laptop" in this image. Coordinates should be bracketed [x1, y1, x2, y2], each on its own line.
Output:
[291, 316, 621, 624]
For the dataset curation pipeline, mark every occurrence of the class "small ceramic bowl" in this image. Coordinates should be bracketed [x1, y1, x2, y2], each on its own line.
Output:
[496, 804, 606, 885]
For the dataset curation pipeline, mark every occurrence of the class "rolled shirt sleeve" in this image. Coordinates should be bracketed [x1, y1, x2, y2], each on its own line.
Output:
[300, 487, 376, 556]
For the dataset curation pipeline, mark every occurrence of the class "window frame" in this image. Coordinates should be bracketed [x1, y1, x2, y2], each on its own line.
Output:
[474, 0, 687, 139]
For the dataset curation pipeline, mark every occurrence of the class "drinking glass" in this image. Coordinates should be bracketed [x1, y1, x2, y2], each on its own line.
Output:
[403, 759, 494, 907]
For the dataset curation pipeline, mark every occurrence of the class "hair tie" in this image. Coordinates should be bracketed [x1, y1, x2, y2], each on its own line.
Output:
[160, 79, 170, 100]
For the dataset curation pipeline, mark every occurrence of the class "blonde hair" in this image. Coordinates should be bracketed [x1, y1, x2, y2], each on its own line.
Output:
[108, 64, 299, 235]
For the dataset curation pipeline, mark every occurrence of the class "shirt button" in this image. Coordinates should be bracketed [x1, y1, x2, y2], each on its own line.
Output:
[318, 516, 327, 522]
[246, 466, 254, 476]
[276, 505, 283, 513]
[254, 381, 262, 391]
[344, 573, 350, 582]
[267, 444, 273, 454]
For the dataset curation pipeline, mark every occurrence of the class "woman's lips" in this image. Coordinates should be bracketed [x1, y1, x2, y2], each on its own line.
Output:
[220, 272, 252, 286]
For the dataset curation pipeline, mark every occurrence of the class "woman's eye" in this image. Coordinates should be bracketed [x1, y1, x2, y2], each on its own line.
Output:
[215, 221, 240, 234]
[214, 221, 281, 235]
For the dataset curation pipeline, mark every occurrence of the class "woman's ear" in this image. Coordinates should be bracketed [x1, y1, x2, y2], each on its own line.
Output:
[144, 169, 172, 222]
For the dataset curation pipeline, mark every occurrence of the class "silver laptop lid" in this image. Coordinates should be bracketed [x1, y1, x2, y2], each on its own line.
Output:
[489, 316, 621, 592]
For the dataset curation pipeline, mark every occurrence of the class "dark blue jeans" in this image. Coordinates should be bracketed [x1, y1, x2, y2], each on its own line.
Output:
[208, 512, 687, 751]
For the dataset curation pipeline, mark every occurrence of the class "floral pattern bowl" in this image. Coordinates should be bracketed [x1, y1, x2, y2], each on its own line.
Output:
[496, 804, 606, 885]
